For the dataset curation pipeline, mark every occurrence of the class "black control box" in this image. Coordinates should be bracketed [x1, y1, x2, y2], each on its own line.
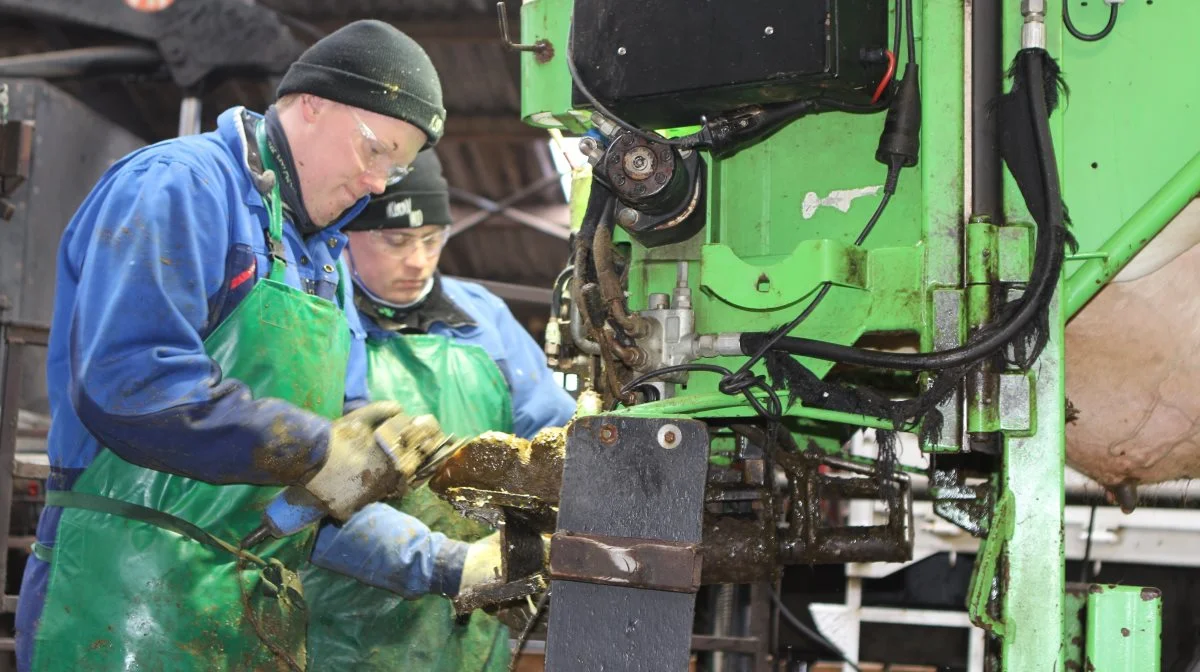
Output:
[569, 0, 891, 129]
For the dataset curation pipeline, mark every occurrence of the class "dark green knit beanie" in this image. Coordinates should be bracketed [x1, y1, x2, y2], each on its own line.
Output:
[344, 150, 451, 230]
[276, 20, 446, 147]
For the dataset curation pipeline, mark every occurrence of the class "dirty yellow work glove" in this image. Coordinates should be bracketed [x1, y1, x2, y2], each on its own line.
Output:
[458, 531, 504, 594]
[303, 402, 446, 521]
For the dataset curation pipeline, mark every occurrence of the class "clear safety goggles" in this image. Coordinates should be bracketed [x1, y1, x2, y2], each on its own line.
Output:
[368, 226, 450, 259]
[351, 110, 413, 186]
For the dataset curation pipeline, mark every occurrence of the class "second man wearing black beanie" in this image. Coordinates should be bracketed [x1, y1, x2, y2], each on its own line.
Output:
[300, 150, 577, 672]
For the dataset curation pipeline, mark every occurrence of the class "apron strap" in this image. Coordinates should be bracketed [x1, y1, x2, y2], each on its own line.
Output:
[255, 121, 288, 283]
[46, 490, 268, 568]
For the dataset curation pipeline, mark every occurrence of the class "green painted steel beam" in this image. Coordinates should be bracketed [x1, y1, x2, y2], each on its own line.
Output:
[615, 390, 904, 431]
[1085, 585, 1162, 672]
[1064, 149, 1200, 318]
[518, 0, 588, 132]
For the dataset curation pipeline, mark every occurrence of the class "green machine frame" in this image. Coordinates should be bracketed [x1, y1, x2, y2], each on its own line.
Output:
[515, 0, 1197, 668]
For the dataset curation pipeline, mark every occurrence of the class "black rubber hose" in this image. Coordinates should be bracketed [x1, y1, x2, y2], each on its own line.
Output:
[1063, 0, 1119, 42]
[744, 52, 1066, 372]
[571, 183, 614, 330]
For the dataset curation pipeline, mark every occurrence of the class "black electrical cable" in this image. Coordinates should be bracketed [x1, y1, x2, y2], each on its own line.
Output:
[565, 23, 698, 148]
[769, 589, 863, 672]
[1063, 0, 1119, 42]
[619, 363, 783, 420]
[892, 0, 904, 66]
[905, 0, 917, 67]
[1079, 504, 1098, 584]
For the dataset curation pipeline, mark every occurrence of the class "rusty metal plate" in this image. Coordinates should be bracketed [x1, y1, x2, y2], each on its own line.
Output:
[545, 416, 710, 672]
[549, 532, 701, 593]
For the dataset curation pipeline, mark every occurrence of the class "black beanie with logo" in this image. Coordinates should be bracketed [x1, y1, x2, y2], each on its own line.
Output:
[276, 20, 446, 147]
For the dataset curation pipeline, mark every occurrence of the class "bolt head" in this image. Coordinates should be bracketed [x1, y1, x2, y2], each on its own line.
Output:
[617, 208, 640, 227]
[764, 26, 775, 36]
[599, 423, 618, 445]
[657, 424, 682, 449]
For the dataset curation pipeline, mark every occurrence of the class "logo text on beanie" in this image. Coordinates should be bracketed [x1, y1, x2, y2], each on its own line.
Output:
[386, 198, 424, 226]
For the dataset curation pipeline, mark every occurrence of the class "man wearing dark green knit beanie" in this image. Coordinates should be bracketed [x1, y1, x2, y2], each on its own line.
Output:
[16, 16, 472, 672]
[258, 19, 448, 230]
[277, 19, 446, 147]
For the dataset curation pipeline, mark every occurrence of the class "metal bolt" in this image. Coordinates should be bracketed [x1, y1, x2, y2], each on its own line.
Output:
[764, 26, 774, 36]
[617, 207, 641, 228]
[599, 423, 619, 445]
[657, 424, 681, 450]
[623, 146, 656, 180]
[617, 46, 627, 56]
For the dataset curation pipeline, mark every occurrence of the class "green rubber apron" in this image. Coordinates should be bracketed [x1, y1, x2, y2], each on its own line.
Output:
[31, 124, 349, 672]
[303, 333, 514, 672]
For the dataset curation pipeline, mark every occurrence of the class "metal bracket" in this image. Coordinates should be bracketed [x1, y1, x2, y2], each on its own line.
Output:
[967, 489, 1015, 637]
[452, 573, 548, 618]
[549, 532, 701, 593]
[775, 450, 914, 564]
[496, 2, 554, 63]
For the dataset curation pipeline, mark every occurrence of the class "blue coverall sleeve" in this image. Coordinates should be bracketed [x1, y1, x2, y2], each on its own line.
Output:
[68, 159, 330, 484]
[339, 257, 371, 414]
[310, 503, 469, 598]
[485, 294, 576, 439]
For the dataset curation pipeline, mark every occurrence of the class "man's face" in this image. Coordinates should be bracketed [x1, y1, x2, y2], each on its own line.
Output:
[291, 96, 427, 227]
[348, 225, 450, 304]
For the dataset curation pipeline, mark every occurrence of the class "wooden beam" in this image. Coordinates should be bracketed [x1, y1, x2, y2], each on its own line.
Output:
[308, 17, 501, 43]
[449, 187, 570, 240]
[442, 115, 549, 142]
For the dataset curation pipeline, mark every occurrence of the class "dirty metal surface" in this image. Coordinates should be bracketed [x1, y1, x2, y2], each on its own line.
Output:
[545, 416, 709, 672]
[699, 512, 777, 585]
[549, 532, 700, 593]
[430, 427, 566, 506]
[774, 448, 913, 564]
[1063, 584, 1087, 671]
[452, 573, 548, 618]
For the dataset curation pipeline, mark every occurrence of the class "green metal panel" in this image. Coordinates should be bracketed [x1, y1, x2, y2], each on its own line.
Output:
[1085, 585, 1162, 672]
[1058, 2, 1200, 268]
[1064, 150, 1200, 317]
[519, 0, 588, 132]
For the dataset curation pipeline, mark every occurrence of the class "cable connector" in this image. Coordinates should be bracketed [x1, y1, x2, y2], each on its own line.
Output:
[875, 63, 921, 174]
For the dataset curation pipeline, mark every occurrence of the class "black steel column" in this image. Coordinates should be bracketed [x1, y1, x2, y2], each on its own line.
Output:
[545, 416, 710, 671]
